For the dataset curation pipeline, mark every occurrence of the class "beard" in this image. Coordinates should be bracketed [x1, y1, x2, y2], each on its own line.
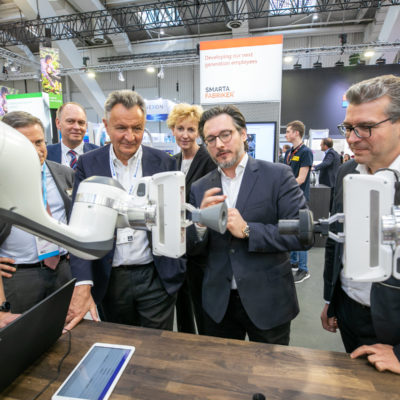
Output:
[212, 147, 244, 169]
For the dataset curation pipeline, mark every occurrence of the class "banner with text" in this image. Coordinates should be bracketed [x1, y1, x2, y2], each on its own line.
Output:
[200, 36, 283, 104]
[40, 47, 63, 109]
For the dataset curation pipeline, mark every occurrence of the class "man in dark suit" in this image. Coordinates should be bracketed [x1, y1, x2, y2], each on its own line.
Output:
[64, 90, 185, 332]
[187, 105, 309, 344]
[47, 102, 98, 168]
[321, 74, 400, 374]
[313, 138, 341, 188]
[0, 111, 74, 313]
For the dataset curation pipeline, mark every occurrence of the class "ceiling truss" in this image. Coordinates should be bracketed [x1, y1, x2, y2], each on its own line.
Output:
[0, 0, 399, 47]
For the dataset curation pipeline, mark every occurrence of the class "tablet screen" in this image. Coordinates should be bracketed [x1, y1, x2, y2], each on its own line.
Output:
[54, 344, 134, 400]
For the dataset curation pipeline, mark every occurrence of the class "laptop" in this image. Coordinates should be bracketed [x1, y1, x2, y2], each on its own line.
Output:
[0, 278, 75, 392]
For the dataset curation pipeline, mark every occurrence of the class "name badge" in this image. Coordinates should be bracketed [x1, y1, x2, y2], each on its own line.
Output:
[116, 228, 135, 245]
[292, 156, 300, 161]
[36, 236, 60, 260]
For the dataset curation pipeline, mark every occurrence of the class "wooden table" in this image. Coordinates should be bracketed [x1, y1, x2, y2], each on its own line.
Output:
[2, 320, 399, 400]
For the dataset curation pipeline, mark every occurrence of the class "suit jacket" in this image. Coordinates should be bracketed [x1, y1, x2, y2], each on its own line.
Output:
[324, 160, 400, 358]
[174, 145, 216, 203]
[0, 160, 74, 245]
[69, 144, 185, 304]
[187, 157, 309, 330]
[314, 148, 341, 188]
[46, 142, 99, 164]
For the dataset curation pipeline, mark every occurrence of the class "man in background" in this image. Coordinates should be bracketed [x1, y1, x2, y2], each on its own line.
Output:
[47, 102, 97, 169]
[321, 74, 400, 374]
[0, 111, 74, 313]
[313, 138, 341, 208]
[285, 120, 313, 283]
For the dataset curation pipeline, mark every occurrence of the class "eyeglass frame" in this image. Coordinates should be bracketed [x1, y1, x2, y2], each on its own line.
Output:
[203, 129, 234, 146]
[337, 117, 392, 139]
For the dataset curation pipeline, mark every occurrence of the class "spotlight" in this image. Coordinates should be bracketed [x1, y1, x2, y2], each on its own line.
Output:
[118, 71, 125, 82]
[364, 50, 375, 58]
[160, 29, 165, 35]
[312, 14, 319, 20]
[293, 62, 302, 70]
[146, 66, 155, 73]
[376, 57, 386, 65]
[284, 56, 293, 63]
[335, 60, 345, 67]
[87, 70, 96, 78]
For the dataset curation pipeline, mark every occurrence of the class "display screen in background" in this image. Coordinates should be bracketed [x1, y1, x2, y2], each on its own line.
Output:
[246, 122, 277, 163]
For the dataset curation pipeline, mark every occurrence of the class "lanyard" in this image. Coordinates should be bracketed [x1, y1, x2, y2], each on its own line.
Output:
[287, 143, 303, 164]
[42, 163, 48, 207]
[109, 150, 142, 195]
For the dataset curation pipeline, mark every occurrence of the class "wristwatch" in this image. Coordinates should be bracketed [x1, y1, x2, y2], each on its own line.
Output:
[0, 301, 10, 312]
[242, 224, 250, 239]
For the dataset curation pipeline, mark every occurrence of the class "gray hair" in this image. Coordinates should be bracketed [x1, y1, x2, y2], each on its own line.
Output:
[104, 90, 146, 121]
[2, 110, 44, 132]
[346, 74, 400, 122]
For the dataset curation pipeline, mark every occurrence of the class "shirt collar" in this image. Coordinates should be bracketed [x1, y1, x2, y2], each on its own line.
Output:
[110, 144, 142, 168]
[61, 141, 84, 155]
[218, 153, 249, 179]
[356, 154, 400, 175]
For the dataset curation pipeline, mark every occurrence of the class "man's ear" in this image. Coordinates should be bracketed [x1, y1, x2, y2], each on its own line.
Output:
[55, 118, 61, 130]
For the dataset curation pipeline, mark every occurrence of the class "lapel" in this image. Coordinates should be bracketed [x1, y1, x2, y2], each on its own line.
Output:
[186, 145, 204, 184]
[93, 145, 113, 177]
[174, 152, 183, 170]
[235, 157, 258, 213]
[141, 146, 158, 177]
[55, 143, 62, 163]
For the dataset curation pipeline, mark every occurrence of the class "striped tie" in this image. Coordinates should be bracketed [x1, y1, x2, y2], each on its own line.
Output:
[68, 149, 77, 170]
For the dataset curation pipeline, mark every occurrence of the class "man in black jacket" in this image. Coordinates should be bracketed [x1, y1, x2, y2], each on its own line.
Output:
[321, 74, 400, 374]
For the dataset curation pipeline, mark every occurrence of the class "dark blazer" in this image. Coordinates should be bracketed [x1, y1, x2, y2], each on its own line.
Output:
[187, 157, 309, 330]
[46, 142, 99, 164]
[69, 144, 185, 304]
[314, 148, 341, 188]
[324, 159, 400, 358]
[174, 145, 216, 202]
[0, 160, 74, 245]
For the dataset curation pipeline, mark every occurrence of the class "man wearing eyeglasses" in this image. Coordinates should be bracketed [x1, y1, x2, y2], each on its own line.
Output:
[321, 74, 400, 374]
[187, 105, 309, 344]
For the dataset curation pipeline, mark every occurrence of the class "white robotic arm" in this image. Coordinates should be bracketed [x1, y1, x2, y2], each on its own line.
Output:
[279, 169, 400, 282]
[0, 122, 227, 260]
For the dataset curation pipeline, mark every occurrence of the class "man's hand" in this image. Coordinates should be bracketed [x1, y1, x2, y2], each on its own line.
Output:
[320, 303, 338, 333]
[200, 187, 227, 210]
[64, 284, 98, 332]
[0, 311, 20, 328]
[351, 344, 400, 374]
[0, 257, 16, 278]
[227, 208, 247, 239]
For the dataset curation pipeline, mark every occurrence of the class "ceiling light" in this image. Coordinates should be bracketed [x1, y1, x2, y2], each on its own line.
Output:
[293, 62, 302, 70]
[87, 70, 96, 78]
[312, 14, 319, 20]
[146, 66, 155, 73]
[313, 58, 322, 68]
[160, 29, 165, 35]
[118, 71, 125, 82]
[364, 50, 375, 58]
[284, 56, 293, 63]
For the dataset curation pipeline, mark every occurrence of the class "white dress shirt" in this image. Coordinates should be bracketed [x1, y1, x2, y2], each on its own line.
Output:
[0, 162, 68, 263]
[61, 141, 84, 167]
[109, 145, 153, 267]
[340, 154, 400, 306]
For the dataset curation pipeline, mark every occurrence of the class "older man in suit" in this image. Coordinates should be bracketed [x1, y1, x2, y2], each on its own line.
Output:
[64, 90, 185, 332]
[0, 111, 74, 313]
[47, 102, 98, 168]
[187, 105, 309, 343]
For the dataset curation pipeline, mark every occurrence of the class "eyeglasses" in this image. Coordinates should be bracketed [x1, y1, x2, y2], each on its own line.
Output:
[204, 130, 233, 146]
[337, 117, 392, 139]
